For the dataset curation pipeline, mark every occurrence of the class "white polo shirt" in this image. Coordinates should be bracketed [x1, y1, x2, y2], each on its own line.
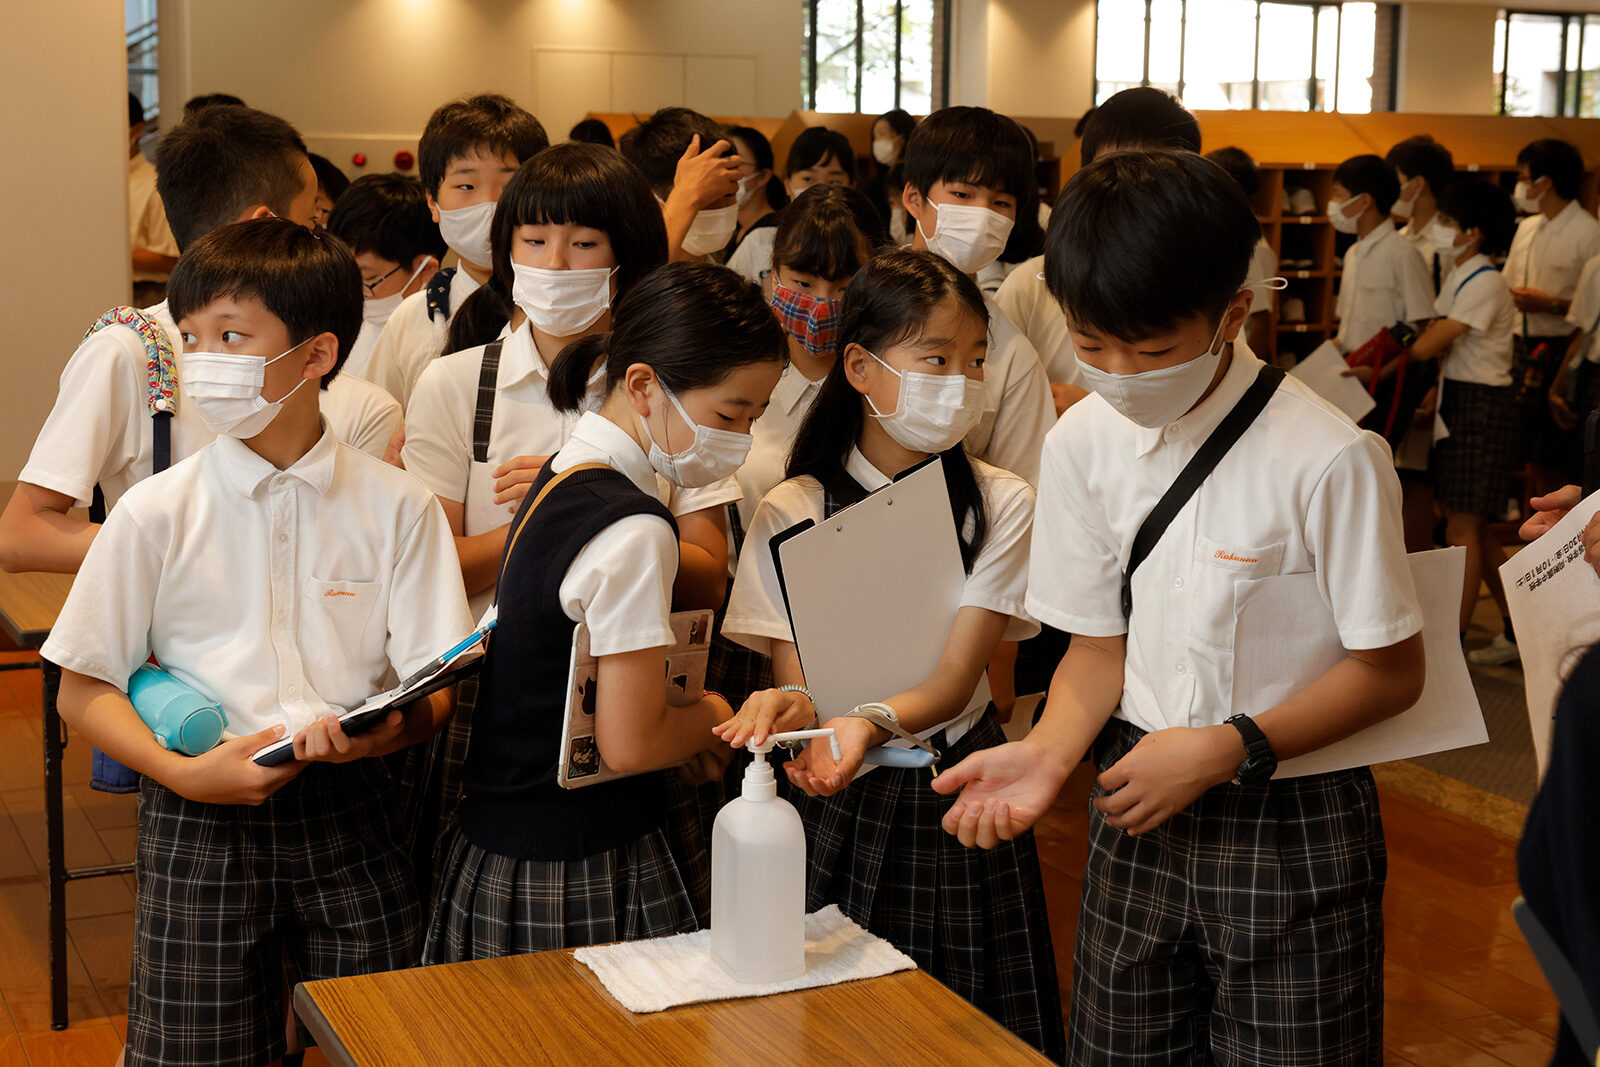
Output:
[1505, 200, 1600, 337]
[21, 302, 398, 510]
[734, 362, 825, 530]
[546, 412, 679, 657]
[1566, 254, 1600, 364]
[727, 227, 777, 288]
[403, 325, 739, 614]
[1398, 219, 1443, 292]
[128, 153, 178, 283]
[724, 448, 1038, 744]
[1335, 221, 1436, 353]
[343, 321, 381, 383]
[1028, 340, 1422, 736]
[363, 268, 482, 409]
[41, 428, 473, 738]
[1434, 255, 1516, 387]
[967, 296, 1054, 487]
[994, 256, 1081, 387]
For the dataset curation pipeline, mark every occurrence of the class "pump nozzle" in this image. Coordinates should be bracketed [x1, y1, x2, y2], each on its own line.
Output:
[748, 728, 841, 760]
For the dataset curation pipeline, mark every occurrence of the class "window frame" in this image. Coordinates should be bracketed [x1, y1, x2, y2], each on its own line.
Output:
[1496, 8, 1598, 117]
[803, 0, 951, 114]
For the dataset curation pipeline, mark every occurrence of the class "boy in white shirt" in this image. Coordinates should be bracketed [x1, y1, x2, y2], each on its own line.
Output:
[900, 106, 1054, 487]
[1505, 138, 1600, 496]
[1386, 135, 1456, 292]
[935, 150, 1426, 1065]
[43, 217, 474, 1067]
[127, 92, 178, 306]
[360, 94, 548, 409]
[1330, 154, 1436, 357]
[619, 106, 744, 264]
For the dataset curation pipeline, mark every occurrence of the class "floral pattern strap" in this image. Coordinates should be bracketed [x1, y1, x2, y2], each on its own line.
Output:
[83, 306, 176, 416]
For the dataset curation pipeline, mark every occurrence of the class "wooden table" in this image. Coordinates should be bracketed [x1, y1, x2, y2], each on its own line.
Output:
[295, 950, 1053, 1067]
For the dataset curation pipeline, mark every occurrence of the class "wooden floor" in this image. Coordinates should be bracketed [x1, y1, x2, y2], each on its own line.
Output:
[0, 653, 1557, 1066]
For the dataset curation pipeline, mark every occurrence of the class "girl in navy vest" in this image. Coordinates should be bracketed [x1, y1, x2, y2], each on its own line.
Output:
[424, 262, 809, 959]
[721, 249, 1064, 1060]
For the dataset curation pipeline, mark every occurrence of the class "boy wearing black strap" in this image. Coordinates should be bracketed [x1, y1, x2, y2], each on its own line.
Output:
[934, 151, 1426, 1065]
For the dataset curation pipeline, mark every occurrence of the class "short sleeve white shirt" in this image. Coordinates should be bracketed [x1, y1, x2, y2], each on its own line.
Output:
[1398, 219, 1442, 292]
[321, 373, 404, 460]
[343, 321, 382, 383]
[727, 227, 776, 288]
[1434, 254, 1516, 387]
[1564, 254, 1600, 364]
[1505, 201, 1600, 337]
[363, 269, 481, 409]
[41, 429, 474, 738]
[128, 153, 178, 282]
[1026, 340, 1423, 736]
[994, 256, 1081, 387]
[966, 296, 1055, 486]
[1335, 221, 1437, 352]
[734, 362, 825, 530]
[546, 412, 680, 657]
[723, 448, 1038, 743]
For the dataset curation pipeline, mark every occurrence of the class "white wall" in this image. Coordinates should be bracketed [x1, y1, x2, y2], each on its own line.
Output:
[164, 0, 803, 168]
[1396, 3, 1500, 115]
[986, 0, 1095, 118]
[2, 0, 129, 480]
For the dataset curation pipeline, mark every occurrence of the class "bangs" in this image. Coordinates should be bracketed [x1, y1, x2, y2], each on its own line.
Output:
[773, 214, 870, 282]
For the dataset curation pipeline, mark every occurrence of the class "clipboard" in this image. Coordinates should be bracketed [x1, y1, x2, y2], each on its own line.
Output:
[557, 608, 715, 788]
[771, 458, 989, 754]
[252, 620, 496, 767]
[1231, 547, 1487, 777]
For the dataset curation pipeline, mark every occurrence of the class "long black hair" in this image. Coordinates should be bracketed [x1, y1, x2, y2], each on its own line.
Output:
[549, 262, 787, 412]
[786, 248, 990, 572]
[447, 142, 668, 354]
[770, 184, 889, 282]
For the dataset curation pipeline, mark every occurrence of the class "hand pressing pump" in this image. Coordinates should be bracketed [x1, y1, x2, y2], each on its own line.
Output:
[710, 728, 839, 983]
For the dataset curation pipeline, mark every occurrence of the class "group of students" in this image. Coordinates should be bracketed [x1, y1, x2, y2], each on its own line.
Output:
[4, 80, 1576, 1067]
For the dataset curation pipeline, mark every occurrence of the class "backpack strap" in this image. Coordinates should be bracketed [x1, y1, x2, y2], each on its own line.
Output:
[425, 266, 459, 323]
[472, 340, 503, 464]
[1121, 364, 1285, 620]
[82, 307, 176, 523]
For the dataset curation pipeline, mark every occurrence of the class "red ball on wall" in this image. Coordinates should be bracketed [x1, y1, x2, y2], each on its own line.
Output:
[351, 152, 367, 167]
[394, 150, 415, 171]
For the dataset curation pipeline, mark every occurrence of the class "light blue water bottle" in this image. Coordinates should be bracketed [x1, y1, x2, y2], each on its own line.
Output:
[127, 664, 227, 756]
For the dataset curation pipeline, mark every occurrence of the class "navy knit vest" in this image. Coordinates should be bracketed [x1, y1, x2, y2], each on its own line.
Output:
[458, 462, 678, 861]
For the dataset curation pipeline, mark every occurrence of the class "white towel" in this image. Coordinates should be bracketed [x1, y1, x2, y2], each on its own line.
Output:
[573, 904, 916, 1013]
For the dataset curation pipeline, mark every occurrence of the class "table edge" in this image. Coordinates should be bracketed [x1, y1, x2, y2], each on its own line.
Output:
[293, 982, 360, 1067]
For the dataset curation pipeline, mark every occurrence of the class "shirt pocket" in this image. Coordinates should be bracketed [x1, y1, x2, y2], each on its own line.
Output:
[299, 577, 380, 672]
[1188, 538, 1286, 651]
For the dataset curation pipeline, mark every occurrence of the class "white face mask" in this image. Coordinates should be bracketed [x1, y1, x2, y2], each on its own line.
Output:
[438, 200, 497, 269]
[1391, 176, 1420, 220]
[182, 339, 312, 439]
[864, 350, 984, 454]
[872, 138, 898, 166]
[918, 201, 1013, 275]
[361, 258, 432, 328]
[736, 172, 764, 209]
[1326, 196, 1364, 235]
[681, 204, 739, 257]
[512, 262, 615, 337]
[638, 385, 752, 487]
[1513, 179, 1546, 214]
[1074, 316, 1227, 429]
[1429, 222, 1462, 263]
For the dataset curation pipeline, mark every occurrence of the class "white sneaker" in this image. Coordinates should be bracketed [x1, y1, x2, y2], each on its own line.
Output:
[1467, 633, 1520, 666]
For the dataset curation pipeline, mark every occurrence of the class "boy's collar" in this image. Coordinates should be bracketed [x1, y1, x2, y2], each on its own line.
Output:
[213, 420, 338, 497]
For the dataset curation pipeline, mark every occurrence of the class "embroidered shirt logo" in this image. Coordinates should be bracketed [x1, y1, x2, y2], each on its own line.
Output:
[324, 590, 358, 598]
[1213, 550, 1260, 564]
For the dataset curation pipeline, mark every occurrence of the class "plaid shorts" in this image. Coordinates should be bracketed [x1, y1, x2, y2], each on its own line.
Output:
[1433, 380, 1520, 515]
[796, 710, 1066, 1062]
[1071, 718, 1386, 1067]
[389, 674, 479, 902]
[126, 760, 420, 1067]
[421, 821, 699, 963]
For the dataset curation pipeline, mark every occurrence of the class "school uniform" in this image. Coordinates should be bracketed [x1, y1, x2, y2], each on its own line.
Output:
[1334, 220, 1436, 353]
[1031, 338, 1422, 1065]
[994, 255, 1082, 388]
[40, 427, 473, 1067]
[1506, 202, 1600, 470]
[343, 320, 382, 382]
[322, 371, 404, 461]
[723, 449, 1065, 1061]
[726, 225, 777, 288]
[128, 151, 178, 303]
[424, 412, 702, 962]
[971, 296, 1055, 487]
[1563, 253, 1600, 426]
[1398, 218, 1444, 293]
[362, 267, 482, 409]
[400, 323, 738, 911]
[1432, 255, 1519, 516]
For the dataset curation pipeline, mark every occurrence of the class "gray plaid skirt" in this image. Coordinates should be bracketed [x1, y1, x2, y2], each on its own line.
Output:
[793, 708, 1066, 1062]
[421, 818, 699, 963]
[1433, 379, 1520, 515]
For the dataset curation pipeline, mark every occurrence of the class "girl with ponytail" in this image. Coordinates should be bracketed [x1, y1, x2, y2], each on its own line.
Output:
[424, 261, 805, 961]
[720, 248, 1065, 1060]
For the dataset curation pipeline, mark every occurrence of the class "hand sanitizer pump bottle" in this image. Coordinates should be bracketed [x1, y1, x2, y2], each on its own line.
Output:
[710, 728, 839, 984]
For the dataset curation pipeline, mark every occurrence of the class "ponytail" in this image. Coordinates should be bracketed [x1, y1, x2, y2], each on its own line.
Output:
[445, 276, 514, 354]
[548, 335, 608, 413]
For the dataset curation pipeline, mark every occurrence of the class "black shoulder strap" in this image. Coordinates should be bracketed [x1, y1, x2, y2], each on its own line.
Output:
[1121, 364, 1285, 619]
[425, 266, 458, 323]
[471, 340, 503, 464]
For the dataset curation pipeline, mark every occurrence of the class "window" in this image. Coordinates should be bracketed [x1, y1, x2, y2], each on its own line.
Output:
[1095, 0, 1383, 113]
[803, 0, 945, 114]
[127, 0, 159, 129]
[1496, 10, 1600, 117]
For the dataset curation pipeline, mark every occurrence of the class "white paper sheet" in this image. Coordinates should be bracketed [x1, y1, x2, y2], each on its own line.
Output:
[1232, 547, 1487, 777]
[1287, 340, 1378, 423]
[1499, 494, 1600, 776]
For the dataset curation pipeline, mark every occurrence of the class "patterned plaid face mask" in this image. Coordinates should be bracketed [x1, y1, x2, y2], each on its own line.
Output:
[769, 280, 842, 359]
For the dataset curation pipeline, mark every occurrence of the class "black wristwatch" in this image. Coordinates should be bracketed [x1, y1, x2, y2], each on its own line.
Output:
[1224, 714, 1277, 785]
